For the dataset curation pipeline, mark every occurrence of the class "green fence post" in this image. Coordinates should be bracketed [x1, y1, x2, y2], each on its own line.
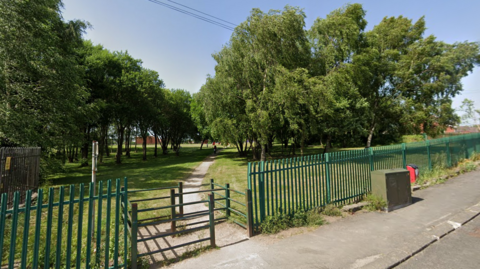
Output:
[104, 180, 112, 268]
[225, 183, 231, 217]
[247, 162, 252, 190]
[114, 179, 120, 269]
[427, 140, 432, 170]
[21, 190, 32, 269]
[369, 148, 374, 171]
[325, 153, 331, 204]
[170, 188, 176, 234]
[86, 183, 94, 269]
[446, 138, 452, 167]
[402, 143, 407, 169]
[210, 179, 215, 209]
[0, 193, 7, 261]
[44, 188, 55, 268]
[245, 189, 254, 238]
[123, 177, 128, 269]
[96, 181, 103, 264]
[55, 187, 65, 269]
[9, 192, 20, 268]
[178, 182, 184, 216]
[66, 185, 75, 269]
[131, 203, 138, 269]
[208, 194, 216, 248]
[464, 136, 469, 159]
[0, 194, 6, 266]
[32, 189, 43, 269]
[259, 161, 266, 222]
[76, 184, 85, 269]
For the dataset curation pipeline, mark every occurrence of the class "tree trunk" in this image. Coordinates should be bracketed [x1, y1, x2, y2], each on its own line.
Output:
[154, 133, 158, 157]
[323, 135, 332, 154]
[252, 141, 257, 161]
[200, 138, 204, 150]
[116, 126, 125, 164]
[142, 135, 147, 161]
[366, 123, 376, 148]
[301, 139, 305, 156]
[125, 127, 131, 157]
[260, 144, 266, 162]
[104, 135, 110, 158]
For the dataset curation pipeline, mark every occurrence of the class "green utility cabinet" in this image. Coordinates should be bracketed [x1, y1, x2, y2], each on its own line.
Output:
[371, 168, 412, 212]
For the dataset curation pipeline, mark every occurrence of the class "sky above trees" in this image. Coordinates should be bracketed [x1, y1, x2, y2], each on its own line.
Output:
[61, 0, 480, 113]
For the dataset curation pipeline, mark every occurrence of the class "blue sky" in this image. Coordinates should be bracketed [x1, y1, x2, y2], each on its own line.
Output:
[62, 0, 480, 117]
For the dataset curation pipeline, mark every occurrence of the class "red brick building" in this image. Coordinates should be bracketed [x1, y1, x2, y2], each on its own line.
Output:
[136, 136, 161, 145]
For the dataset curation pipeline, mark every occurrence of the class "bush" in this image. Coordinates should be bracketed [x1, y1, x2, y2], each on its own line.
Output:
[364, 194, 387, 211]
[259, 208, 325, 234]
[322, 204, 342, 216]
[260, 214, 292, 234]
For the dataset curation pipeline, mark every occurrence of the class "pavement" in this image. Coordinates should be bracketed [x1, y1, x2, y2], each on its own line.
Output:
[167, 169, 480, 269]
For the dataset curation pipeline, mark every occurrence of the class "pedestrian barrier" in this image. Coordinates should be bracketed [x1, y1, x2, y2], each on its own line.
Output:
[248, 133, 480, 227]
[0, 178, 129, 268]
[209, 179, 254, 237]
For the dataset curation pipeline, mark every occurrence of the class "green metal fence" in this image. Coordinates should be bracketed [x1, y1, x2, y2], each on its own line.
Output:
[0, 178, 129, 269]
[248, 133, 480, 227]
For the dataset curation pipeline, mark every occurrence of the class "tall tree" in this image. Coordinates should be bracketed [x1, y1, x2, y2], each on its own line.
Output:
[0, 0, 89, 151]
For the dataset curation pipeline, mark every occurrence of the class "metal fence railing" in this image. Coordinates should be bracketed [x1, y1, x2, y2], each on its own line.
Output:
[248, 132, 480, 228]
[0, 178, 129, 269]
[0, 147, 41, 207]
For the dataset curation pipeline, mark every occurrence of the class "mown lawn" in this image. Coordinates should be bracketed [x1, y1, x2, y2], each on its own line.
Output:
[49, 143, 212, 189]
[47, 143, 214, 222]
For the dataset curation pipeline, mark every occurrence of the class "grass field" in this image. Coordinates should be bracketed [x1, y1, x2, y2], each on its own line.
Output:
[48, 143, 216, 224]
[2, 143, 214, 268]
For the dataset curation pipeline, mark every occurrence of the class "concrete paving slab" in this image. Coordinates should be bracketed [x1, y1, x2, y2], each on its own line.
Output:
[166, 169, 480, 269]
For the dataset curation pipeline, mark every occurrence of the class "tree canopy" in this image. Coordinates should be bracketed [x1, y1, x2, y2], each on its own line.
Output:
[198, 4, 480, 160]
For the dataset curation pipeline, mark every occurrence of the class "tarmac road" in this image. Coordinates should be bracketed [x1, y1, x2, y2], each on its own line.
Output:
[168, 169, 480, 269]
[397, 213, 480, 269]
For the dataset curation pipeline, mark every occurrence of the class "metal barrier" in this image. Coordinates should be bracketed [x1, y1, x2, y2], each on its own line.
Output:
[209, 179, 254, 237]
[125, 185, 221, 268]
[0, 178, 129, 268]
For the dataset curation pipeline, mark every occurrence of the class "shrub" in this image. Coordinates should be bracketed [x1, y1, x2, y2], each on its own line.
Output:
[259, 208, 325, 234]
[364, 194, 387, 211]
[322, 204, 342, 216]
[260, 214, 292, 234]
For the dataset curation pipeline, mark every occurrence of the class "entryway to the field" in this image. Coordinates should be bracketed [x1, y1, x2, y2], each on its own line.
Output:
[123, 180, 253, 268]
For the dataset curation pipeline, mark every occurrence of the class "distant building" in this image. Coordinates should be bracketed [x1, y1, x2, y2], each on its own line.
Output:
[136, 136, 161, 145]
[445, 126, 479, 134]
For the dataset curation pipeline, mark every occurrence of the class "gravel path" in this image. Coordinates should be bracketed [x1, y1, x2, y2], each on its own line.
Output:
[135, 150, 248, 268]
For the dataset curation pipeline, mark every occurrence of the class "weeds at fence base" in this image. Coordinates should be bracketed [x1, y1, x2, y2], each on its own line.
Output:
[416, 159, 480, 187]
[321, 205, 343, 217]
[363, 194, 387, 211]
[260, 208, 325, 234]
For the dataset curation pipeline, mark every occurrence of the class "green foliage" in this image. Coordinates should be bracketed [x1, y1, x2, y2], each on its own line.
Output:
[260, 208, 325, 234]
[321, 204, 343, 216]
[364, 194, 387, 211]
[402, 135, 425, 143]
[199, 3, 479, 157]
